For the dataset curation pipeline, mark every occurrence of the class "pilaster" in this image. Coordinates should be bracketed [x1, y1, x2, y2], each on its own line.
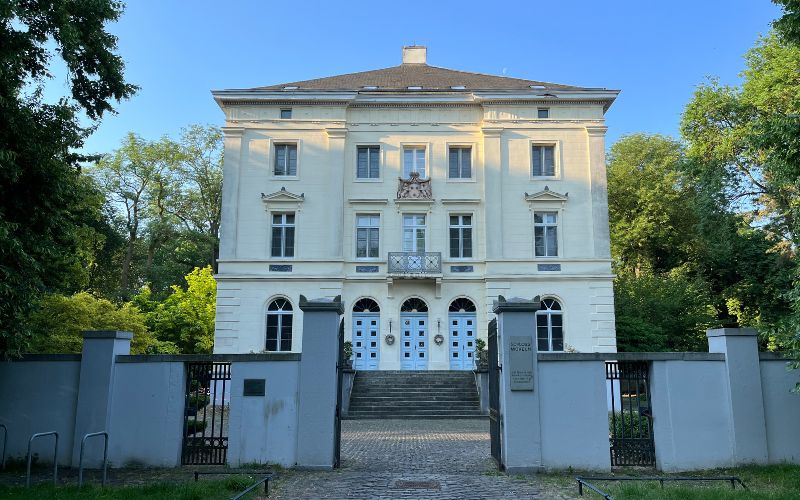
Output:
[482, 127, 503, 259]
[220, 127, 245, 260]
[326, 128, 347, 259]
[586, 126, 610, 259]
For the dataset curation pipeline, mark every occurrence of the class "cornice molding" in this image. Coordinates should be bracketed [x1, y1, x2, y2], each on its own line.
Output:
[222, 126, 245, 138]
[586, 125, 609, 136]
[261, 187, 305, 211]
[481, 127, 503, 138]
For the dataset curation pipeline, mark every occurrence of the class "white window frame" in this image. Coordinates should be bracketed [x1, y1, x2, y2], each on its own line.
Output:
[530, 141, 560, 179]
[265, 296, 293, 352]
[401, 145, 428, 179]
[533, 210, 559, 258]
[355, 214, 381, 260]
[537, 108, 550, 119]
[448, 213, 474, 259]
[402, 214, 427, 253]
[446, 144, 476, 182]
[354, 144, 382, 182]
[270, 212, 296, 258]
[535, 297, 564, 352]
[280, 108, 292, 119]
[271, 141, 300, 179]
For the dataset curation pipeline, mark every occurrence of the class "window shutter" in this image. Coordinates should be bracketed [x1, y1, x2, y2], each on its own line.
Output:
[449, 149, 459, 178]
[288, 145, 297, 176]
[462, 149, 472, 178]
[369, 147, 379, 178]
[544, 146, 555, 176]
[532, 146, 542, 176]
[357, 148, 368, 178]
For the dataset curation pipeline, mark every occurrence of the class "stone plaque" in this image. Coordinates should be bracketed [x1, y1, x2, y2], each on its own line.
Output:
[537, 264, 561, 272]
[243, 378, 265, 397]
[356, 265, 379, 273]
[269, 264, 292, 272]
[509, 336, 534, 391]
[450, 265, 474, 273]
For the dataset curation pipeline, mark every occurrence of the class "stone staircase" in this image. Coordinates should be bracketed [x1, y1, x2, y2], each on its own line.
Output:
[345, 371, 483, 419]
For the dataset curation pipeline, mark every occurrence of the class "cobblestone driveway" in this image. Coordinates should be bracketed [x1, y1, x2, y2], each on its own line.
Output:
[270, 419, 573, 499]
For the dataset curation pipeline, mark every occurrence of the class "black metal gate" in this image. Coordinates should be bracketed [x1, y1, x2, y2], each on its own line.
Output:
[606, 361, 655, 466]
[182, 361, 231, 465]
[334, 318, 344, 468]
[488, 318, 503, 469]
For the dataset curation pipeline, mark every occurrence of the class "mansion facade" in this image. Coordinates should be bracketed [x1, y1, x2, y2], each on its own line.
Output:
[211, 46, 619, 369]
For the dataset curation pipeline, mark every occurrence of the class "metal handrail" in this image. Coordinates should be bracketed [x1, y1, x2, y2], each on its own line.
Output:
[79, 431, 109, 487]
[0, 424, 6, 470]
[576, 475, 748, 498]
[230, 474, 273, 500]
[26, 431, 58, 487]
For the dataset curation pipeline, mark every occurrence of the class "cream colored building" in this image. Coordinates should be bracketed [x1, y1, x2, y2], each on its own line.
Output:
[211, 46, 619, 370]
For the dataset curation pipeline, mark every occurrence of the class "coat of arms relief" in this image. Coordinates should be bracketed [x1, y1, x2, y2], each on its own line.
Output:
[396, 171, 432, 200]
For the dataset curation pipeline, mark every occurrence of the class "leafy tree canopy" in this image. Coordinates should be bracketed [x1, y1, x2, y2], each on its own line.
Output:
[0, 0, 136, 355]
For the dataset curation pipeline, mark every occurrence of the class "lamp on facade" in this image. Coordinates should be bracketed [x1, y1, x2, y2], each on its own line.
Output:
[437, 318, 441, 332]
[389, 318, 392, 333]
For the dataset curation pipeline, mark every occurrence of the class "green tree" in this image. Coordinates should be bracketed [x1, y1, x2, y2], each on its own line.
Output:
[607, 134, 697, 274]
[135, 266, 217, 353]
[774, 0, 800, 45]
[27, 292, 177, 354]
[615, 271, 717, 352]
[0, 1, 136, 355]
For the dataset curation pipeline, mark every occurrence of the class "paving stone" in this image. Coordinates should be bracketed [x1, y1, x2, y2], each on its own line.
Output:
[270, 419, 574, 499]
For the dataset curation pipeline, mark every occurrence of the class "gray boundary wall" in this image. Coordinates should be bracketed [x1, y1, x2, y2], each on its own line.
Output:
[495, 300, 800, 472]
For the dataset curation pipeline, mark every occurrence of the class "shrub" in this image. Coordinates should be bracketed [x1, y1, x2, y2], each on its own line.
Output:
[185, 418, 208, 435]
[609, 410, 651, 437]
[343, 341, 353, 361]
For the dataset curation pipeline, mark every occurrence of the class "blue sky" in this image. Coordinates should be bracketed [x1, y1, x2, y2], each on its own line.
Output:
[45, 0, 782, 154]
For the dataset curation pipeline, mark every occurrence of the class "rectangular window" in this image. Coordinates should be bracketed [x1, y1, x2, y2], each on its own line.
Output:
[356, 214, 380, 258]
[271, 212, 295, 257]
[402, 214, 426, 252]
[532, 145, 556, 177]
[266, 313, 293, 351]
[356, 146, 380, 179]
[536, 312, 563, 351]
[403, 147, 426, 178]
[534, 212, 558, 257]
[280, 108, 292, 119]
[448, 147, 472, 179]
[537, 108, 550, 119]
[274, 144, 297, 176]
[449, 215, 473, 258]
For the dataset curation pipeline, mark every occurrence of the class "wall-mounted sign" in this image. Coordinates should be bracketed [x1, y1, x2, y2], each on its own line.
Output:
[509, 336, 534, 391]
[243, 378, 266, 397]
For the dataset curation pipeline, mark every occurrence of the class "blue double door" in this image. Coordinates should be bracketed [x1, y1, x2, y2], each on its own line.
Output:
[400, 313, 428, 370]
[352, 313, 380, 370]
[449, 313, 477, 370]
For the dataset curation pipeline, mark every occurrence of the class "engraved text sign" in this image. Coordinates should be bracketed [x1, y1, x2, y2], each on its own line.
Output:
[509, 336, 534, 391]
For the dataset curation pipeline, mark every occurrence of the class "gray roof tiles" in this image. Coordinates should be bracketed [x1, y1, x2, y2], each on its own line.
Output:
[254, 63, 590, 92]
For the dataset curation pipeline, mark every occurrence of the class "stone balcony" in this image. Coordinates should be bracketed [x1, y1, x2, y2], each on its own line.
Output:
[387, 252, 442, 278]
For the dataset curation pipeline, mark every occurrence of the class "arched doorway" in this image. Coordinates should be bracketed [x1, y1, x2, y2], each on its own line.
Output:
[400, 297, 429, 370]
[352, 298, 380, 370]
[448, 297, 477, 370]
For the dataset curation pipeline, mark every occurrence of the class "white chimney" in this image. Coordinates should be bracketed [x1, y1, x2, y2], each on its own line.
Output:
[402, 46, 427, 64]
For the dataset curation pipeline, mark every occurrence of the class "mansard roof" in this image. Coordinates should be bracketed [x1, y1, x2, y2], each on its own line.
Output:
[253, 63, 590, 92]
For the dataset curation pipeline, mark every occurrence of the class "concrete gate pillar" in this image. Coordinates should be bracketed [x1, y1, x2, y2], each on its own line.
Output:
[707, 328, 769, 464]
[72, 331, 132, 466]
[296, 295, 343, 469]
[493, 296, 542, 473]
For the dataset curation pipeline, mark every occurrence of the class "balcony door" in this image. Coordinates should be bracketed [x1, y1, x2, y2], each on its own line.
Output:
[400, 298, 429, 370]
[402, 215, 426, 272]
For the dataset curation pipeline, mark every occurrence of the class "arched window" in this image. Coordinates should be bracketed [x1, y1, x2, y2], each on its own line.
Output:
[266, 298, 293, 351]
[400, 297, 428, 312]
[449, 297, 476, 313]
[352, 298, 380, 313]
[536, 298, 563, 352]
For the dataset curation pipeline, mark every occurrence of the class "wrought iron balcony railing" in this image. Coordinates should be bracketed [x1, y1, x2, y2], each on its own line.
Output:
[388, 252, 442, 275]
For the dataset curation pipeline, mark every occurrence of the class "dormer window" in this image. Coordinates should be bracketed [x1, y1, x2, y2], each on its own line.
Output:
[530, 84, 546, 89]
[362, 86, 378, 90]
[283, 86, 298, 90]
[280, 108, 292, 119]
[450, 85, 466, 90]
[407, 86, 422, 90]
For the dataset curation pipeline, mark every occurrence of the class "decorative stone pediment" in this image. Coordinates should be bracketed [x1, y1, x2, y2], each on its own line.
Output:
[396, 172, 432, 200]
[524, 186, 568, 205]
[261, 187, 305, 211]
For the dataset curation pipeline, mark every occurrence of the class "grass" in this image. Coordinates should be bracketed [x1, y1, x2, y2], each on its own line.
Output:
[0, 475, 263, 499]
[538, 464, 800, 499]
